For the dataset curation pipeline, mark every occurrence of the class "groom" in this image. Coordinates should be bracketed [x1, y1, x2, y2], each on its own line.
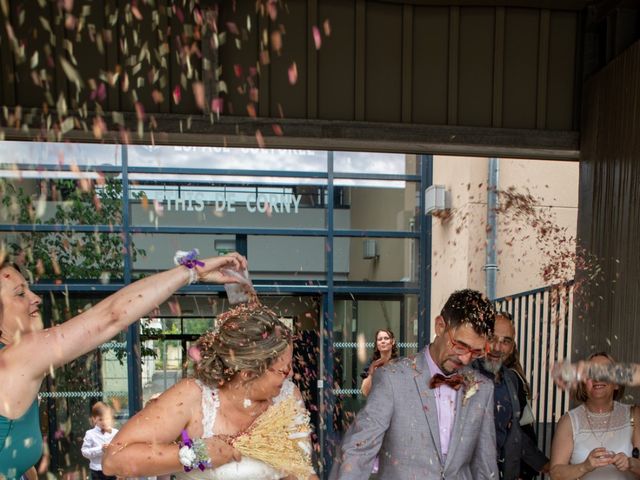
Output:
[330, 289, 499, 479]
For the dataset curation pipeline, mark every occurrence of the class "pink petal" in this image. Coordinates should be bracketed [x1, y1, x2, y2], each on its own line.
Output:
[172, 85, 182, 104]
[255, 129, 265, 148]
[312, 26, 322, 50]
[192, 82, 205, 110]
[211, 97, 224, 113]
[188, 346, 202, 362]
[288, 62, 298, 85]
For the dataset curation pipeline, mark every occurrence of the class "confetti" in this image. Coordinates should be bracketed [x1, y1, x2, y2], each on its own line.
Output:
[288, 62, 298, 85]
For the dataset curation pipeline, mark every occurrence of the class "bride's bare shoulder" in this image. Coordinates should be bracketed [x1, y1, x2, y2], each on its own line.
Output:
[153, 378, 204, 404]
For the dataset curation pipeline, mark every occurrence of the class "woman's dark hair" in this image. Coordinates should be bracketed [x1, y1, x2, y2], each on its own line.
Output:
[371, 329, 399, 362]
[574, 352, 625, 402]
[440, 289, 495, 337]
[193, 303, 292, 387]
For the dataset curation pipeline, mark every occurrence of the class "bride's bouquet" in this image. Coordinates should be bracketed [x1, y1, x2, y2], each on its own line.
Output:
[231, 396, 315, 479]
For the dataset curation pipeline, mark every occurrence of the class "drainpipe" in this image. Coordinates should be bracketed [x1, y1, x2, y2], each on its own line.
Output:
[485, 157, 499, 300]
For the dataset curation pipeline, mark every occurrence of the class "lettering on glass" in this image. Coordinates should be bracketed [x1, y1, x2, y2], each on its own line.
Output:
[163, 193, 302, 214]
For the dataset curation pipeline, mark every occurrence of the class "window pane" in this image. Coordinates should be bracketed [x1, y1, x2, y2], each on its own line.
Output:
[248, 236, 327, 281]
[333, 237, 418, 283]
[333, 180, 419, 232]
[0, 177, 124, 226]
[332, 295, 418, 432]
[0, 232, 125, 282]
[334, 151, 418, 175]
[0, 140, 121, 168]
[127, 144, 328, 171]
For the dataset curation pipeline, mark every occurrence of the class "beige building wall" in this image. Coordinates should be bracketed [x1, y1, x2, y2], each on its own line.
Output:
[430, 156, 579, 333]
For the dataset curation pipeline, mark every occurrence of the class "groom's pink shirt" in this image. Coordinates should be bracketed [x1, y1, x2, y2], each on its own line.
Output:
[426, 347, 458, 459]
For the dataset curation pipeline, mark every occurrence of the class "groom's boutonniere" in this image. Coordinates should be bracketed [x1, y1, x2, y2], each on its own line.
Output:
[461, 371, 481, 406]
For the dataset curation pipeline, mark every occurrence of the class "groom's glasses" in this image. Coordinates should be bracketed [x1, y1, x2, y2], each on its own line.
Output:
[447, 330, 487, 359]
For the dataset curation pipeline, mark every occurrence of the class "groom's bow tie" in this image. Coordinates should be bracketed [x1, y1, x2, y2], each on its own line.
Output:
[429, 373, 464, 390]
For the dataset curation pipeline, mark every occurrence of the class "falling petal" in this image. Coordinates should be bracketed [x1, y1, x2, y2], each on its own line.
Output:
[192, 82, 205, 110]
[255, 129, 265, 148]
[60, 56, 84, 88]
[30, 51, 39, 69]
[312, 26, 321, 50]
[323, 19, 331, 36]
[172, 85, 182, 104]
[131, 5, 143, 20]
[188, 345, 202, 362]
[271, 31, 282, 53]
[357, 333, 367, 363]
[153, 199, 164, 216]
[35, 193, 46, 219]
[211, 97, 224, 114]
[288, 62, 298, 85]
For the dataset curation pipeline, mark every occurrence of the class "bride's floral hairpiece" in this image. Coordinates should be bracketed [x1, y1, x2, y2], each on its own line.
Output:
[188, 300, 282, 365]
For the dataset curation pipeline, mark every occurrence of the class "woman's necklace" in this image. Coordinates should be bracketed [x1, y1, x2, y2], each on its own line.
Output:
[584, 404, 613, 447]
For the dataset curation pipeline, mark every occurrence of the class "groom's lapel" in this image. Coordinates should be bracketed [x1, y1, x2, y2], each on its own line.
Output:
[413, 350, 443, 459]
[444, 370, 472, 469]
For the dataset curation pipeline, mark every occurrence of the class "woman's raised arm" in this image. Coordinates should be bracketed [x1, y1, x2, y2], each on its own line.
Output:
[0, 253, 246, 419]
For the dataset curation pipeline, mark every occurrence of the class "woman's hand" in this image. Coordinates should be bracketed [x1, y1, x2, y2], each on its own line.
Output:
[205, 436, 242, 466]
[611, 452, 631, 471]
[196, 253, 248, 284]
[552, 360, 588, 390]
[582, 448, 614, 472]
[368, 358, 386, 376]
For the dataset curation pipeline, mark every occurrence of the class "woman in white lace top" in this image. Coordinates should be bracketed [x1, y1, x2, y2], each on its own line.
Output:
[102, 303, 317, 480]
[550, 352, 640, 479]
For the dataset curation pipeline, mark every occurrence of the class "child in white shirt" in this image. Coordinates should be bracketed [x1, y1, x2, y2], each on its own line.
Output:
[81, 402, 119, 480]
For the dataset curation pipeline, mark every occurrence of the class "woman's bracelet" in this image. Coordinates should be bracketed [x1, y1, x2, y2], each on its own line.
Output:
[178, 430, 212, 472]
[174, 249, 205, 284]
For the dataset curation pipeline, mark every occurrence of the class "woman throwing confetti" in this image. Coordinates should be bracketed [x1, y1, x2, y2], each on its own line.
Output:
[0, 251, 247, 479]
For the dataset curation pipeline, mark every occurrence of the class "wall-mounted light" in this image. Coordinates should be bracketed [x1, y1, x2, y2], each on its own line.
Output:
[424, 184, 451, 215]
[363, 239, 379, 260]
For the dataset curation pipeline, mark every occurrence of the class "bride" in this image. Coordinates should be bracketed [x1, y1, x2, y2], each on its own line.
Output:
[102, 303, 317, 480]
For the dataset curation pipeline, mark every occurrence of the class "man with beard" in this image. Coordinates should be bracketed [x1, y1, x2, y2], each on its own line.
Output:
[474, 313, 549, 480]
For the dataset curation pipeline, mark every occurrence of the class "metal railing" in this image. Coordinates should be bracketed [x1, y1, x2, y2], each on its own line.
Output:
[495, 282, 574, 462]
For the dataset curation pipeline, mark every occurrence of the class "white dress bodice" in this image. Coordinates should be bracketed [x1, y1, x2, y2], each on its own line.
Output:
[568, 402, 635, 479]
[174, 380, 295, 480]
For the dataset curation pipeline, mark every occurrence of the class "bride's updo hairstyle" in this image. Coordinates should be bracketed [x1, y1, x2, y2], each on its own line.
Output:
[193, 302, 292, 387]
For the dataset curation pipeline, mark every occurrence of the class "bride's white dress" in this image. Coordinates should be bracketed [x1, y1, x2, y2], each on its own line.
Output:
[174, 379, 294, 480]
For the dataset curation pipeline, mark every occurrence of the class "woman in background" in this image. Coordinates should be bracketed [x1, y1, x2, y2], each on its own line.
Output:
[360, 329, 399, 397]
[550, 352, 640, 479]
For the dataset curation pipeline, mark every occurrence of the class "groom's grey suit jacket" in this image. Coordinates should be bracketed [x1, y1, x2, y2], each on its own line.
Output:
[330, 348, 499, 479]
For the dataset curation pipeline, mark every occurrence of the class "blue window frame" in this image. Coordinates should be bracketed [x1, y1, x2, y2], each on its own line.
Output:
[0, 142, 432, 476]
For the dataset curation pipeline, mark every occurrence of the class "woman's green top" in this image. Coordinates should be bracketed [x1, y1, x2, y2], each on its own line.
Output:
[0, 343, 43, 479]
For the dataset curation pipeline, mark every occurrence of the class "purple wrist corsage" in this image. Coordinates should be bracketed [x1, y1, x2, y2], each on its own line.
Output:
[178, 429, 212, 472]
[174, 248, 205, 269]
[174, 249, 205, 284]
